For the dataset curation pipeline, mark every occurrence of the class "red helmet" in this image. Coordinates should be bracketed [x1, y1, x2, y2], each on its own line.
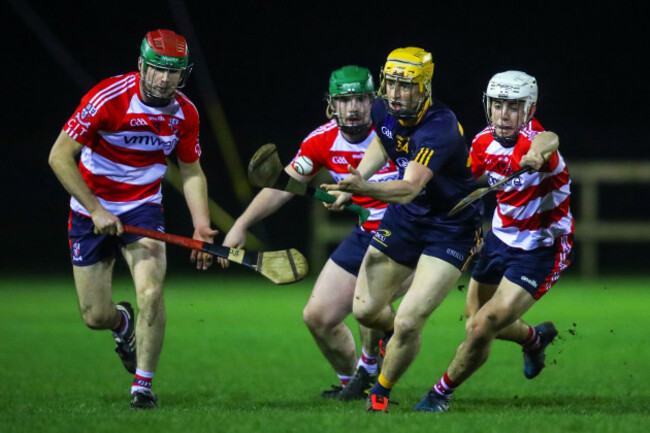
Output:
[139, 29, 193, 105]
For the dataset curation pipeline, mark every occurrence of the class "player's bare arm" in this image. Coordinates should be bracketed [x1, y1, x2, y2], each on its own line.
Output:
[219, 163, 315, 268]
[320, 135, 392, 207]
[48, 130, 123, 235]
[178, 159, 218, 270]
[520, 131, 559, 171]
[324, 160, 432, 205]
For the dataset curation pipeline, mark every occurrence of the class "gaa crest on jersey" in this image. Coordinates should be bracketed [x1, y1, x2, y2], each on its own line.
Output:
[80, 103, 98, 120]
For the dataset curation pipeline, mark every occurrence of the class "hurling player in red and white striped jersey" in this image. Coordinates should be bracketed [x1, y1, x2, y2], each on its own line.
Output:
[49, 30, 217, 410]
[416, 71, 574, 412]
[220, 66, 408, 400]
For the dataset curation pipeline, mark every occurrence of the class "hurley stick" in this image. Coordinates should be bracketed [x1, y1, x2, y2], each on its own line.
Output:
[123, 225, 308, 284]
[247, 143, 370, 224]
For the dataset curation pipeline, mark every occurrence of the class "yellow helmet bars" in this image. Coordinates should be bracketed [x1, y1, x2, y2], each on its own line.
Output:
[381, 47, 434, 120]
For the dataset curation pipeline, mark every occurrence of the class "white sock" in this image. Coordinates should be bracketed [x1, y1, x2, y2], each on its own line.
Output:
[357, 348, 378, 374]
[337, 374, 352, 388]
[131, 368, 154, 395]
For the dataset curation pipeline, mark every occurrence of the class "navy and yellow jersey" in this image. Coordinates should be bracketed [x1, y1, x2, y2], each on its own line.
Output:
[371, 98, 483, 224]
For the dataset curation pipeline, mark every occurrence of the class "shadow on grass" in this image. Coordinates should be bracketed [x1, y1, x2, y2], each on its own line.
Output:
[99, 390, 649, 416]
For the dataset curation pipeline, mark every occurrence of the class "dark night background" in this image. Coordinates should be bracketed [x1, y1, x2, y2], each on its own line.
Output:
[3, 1, 648, 276]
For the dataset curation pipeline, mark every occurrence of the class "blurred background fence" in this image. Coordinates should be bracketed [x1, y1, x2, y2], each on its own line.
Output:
[311, 161, 650, 277]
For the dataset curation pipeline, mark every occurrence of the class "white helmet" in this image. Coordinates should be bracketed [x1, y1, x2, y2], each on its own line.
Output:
[484, 70, 538, 118]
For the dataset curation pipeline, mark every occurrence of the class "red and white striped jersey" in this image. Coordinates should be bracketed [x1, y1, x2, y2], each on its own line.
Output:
[292, 120, 399, 232]
[470, 118, 574, 250]
[64, 72, 200, 216]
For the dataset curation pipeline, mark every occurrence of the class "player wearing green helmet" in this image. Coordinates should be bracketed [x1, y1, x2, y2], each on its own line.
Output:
[326, 66, 375, 137]
[222, 65, 407, 401]
[138, 29, 193, 106]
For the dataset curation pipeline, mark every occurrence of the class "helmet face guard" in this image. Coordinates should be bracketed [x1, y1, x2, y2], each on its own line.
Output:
[326, 65, 375, 136]
[483, 70, 538, 144]
[139, 29, 193, 106]
[327, 93, 374, 136]
[379, 47, 434, 122]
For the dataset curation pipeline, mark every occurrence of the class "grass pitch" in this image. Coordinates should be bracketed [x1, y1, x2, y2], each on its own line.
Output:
[0, 273, 649, 432]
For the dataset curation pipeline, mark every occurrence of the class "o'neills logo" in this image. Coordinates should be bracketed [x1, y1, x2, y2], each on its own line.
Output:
[446, 248, 465, 261]
[521, 275, 538, 288]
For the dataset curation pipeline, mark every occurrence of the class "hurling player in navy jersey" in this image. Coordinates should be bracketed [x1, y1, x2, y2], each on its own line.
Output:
[323, 47, 483, 412]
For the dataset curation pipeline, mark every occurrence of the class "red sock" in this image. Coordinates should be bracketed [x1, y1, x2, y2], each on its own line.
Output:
[433, 372, 457, 398]
[131, 369, 153, 394]
[522, 326, 540, 352]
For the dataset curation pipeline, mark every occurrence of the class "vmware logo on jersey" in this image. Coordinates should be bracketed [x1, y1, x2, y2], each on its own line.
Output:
[124, 134, 179, 153]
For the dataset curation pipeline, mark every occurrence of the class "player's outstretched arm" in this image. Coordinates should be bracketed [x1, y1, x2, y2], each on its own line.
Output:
[219, 164, 310, 268]
[322, 158, 432, 205]
[320, 135, 388, 195]
[178, 159, 219, 270]
[520, 131, 559, 171]
[48, 130, 122, 235]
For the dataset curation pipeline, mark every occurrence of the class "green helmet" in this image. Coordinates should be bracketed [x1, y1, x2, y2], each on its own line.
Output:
[328, 65, 374, 96]
[327, 66, 375, 136]
[139, 29, 193, 106]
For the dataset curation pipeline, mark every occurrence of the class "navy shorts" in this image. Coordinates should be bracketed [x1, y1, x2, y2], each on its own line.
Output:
[471, 230, 574, 299]
[68, 204, 165, 266]
[330, 226, 374, 276]
[370, 205, 482, 271]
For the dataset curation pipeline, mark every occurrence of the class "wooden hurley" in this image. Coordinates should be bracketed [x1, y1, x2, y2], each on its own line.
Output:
[123, 225, 308, 285]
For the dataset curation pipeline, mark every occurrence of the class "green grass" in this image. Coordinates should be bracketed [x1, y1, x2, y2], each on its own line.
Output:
[0, 274, 649, 432]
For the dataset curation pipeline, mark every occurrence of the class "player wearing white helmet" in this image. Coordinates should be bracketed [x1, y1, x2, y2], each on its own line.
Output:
[415, 71, 574, 413]
[484, 70, 538, 144]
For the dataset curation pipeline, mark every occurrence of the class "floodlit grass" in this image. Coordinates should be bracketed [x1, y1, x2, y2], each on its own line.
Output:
[0, 274, 649, 432]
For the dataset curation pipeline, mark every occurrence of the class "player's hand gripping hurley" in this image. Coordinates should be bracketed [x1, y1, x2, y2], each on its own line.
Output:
[123, 225, 308, 284]
[247, 143, 371, 224]
[448, 165, 532, 216]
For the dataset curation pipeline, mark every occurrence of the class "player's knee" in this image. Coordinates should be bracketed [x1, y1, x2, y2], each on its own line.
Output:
[393, 316, 422, 343]
[136, 286, 164, 324]
[303, 305, 330, 331]
[353, 301, 378, 327]
[464, 314, 475, 334]
[467, 315, 497, 344]
[80, 305, 116, 330]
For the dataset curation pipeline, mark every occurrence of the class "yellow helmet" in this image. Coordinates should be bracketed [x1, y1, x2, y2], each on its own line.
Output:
[380, 47, 434, 120]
